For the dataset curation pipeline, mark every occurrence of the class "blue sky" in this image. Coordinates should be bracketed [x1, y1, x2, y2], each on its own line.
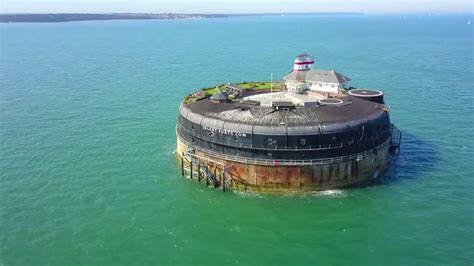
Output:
[1, 0, 472, 14]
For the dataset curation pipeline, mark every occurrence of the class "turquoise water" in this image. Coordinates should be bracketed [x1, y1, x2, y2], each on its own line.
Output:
[1, 14, 473, 265]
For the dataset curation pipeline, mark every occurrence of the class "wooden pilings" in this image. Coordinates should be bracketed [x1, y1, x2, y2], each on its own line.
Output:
[197, 164, 201, 182]
[178, 146, 256, 192]
[214, 167, 217, 186]
[181, 153, 234, 192]
[222, 171, 226, 192]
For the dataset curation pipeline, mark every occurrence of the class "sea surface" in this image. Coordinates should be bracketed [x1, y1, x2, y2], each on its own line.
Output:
[1, 14, 473, 265]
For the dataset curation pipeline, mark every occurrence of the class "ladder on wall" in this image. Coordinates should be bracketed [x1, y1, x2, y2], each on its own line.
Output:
[389, 124, 402, 156]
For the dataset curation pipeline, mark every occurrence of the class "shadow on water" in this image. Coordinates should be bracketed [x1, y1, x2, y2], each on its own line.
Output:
[377, 132, 441, 185]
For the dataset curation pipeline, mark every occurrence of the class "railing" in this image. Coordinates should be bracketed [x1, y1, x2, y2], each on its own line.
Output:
[389, 124, 402, 155]
[178, 132, 390, 166]
[177, 124, 365, 152]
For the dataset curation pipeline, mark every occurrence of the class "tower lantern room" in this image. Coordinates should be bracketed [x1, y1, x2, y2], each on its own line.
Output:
[293, 52, 314, 71]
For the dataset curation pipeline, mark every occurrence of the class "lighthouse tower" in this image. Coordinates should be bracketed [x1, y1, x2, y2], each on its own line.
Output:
[293, 52, 314, 71]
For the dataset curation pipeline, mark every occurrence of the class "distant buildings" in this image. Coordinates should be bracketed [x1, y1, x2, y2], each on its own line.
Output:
[0, 13, 226, 23]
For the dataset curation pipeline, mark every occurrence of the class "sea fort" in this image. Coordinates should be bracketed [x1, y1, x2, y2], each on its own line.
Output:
[176, 53, 401, 192]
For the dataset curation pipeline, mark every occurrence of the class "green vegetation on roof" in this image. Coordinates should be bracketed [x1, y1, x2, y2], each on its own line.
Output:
[183, 81, 284, 105]
[235, 81, 283, 90]
[183, 84, 225, 104]
[202, 84, 225, 97]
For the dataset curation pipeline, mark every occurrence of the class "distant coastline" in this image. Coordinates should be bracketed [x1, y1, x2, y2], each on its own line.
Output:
[0, 12, 363, 23]
[0, 13, 228, 23]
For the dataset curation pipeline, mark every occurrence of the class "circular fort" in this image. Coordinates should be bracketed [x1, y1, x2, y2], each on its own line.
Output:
[176, 53, 401, 192]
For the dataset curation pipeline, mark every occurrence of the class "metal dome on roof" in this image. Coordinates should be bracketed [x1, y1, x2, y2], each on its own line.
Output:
[210, 92, 229, 102]
[295, 52, 313, 61]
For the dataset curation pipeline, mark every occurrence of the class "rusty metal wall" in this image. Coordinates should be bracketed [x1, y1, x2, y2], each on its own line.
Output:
[177, 136, 390, 192]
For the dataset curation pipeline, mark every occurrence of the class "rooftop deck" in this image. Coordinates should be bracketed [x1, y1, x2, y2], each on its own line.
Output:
[242, 91, 324, 107]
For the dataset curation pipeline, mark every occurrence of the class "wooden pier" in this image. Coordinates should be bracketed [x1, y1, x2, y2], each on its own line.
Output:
[181, 151, 248, 191]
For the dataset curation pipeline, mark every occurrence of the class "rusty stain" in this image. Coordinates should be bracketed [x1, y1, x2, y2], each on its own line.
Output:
[177, 137, 391, 192]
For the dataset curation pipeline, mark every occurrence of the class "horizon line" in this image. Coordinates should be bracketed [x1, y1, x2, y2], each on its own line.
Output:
[1, 11, 473, 15]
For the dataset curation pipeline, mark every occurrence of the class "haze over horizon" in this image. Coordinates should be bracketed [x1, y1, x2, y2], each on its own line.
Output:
[1, 0, 472, 14]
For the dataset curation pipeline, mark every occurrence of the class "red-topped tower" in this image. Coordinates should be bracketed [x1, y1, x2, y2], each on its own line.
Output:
[293, 52, 314, 71]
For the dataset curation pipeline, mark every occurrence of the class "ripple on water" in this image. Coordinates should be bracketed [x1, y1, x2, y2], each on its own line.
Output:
[1, 15, 473, 265]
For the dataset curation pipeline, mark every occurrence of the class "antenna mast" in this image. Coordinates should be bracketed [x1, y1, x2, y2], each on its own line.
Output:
[271, 72, 273, 106]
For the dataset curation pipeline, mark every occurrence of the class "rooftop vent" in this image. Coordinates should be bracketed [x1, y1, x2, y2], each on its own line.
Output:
[318, 98, 344, 106]
[272, 101, 295, 111]
[348, 89, 384, 104]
